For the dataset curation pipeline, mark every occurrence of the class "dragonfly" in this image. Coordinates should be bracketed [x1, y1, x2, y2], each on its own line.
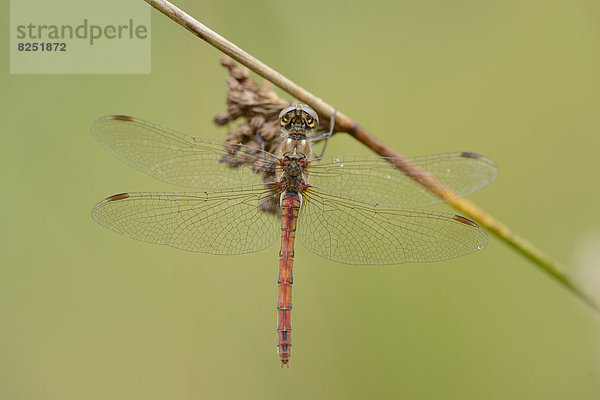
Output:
[91, 104, 497, 367]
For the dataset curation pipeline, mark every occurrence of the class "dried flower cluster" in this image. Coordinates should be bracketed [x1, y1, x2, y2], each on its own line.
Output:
[214, 57, 287, 156]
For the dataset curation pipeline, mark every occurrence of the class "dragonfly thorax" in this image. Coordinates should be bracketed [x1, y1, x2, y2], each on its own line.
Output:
[281, 156, 304, 177]
[280, 137, 311, 159]
[279, 155, 308, 192]
[277, 136, 312, 195]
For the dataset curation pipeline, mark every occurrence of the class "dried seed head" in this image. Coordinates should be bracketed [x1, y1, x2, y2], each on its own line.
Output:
[214, 57, 287, 157]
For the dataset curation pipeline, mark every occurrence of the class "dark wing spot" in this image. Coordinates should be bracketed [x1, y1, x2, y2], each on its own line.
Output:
[111, 115, 134, 122]
[460, 152, 481, 159]
[453, 215, 479, 227]
[105, 193, 130, 202]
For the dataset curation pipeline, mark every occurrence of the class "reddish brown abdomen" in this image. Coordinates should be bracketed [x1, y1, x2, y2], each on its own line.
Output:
[277, 193, 301, 367]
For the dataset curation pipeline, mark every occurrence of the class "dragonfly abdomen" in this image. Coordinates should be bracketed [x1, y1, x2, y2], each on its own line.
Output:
[277, 193, 301, 367]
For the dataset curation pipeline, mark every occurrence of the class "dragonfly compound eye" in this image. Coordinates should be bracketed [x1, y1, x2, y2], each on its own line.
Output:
[279, 106, 296, 121]
[300, 107, 319, 129]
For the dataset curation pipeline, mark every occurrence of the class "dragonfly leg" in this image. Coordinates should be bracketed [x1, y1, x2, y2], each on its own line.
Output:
[313, 109, 337, 159]
[256, 131, 266, 152]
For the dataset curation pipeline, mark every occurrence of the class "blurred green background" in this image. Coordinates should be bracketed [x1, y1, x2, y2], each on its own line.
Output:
[2, 0, 600, 399]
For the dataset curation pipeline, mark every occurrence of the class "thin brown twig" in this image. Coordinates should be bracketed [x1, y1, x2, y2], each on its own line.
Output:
[144, 0, 599, 313]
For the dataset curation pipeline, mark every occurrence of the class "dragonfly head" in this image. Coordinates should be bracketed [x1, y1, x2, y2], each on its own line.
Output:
[279, 104, 319, 136]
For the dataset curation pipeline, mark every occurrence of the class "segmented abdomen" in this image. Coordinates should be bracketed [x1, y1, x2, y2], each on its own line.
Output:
[277, 193, 301, 367]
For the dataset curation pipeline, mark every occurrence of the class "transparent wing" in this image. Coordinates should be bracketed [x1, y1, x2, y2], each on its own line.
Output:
[308, 152, 497, 207]
[91, 115, 277, 189]
[297, 188, 487, 265]
[91, 186, 279, 254]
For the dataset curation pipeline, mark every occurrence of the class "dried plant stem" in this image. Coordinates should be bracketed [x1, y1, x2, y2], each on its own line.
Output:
[144, 0, 599, 313]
